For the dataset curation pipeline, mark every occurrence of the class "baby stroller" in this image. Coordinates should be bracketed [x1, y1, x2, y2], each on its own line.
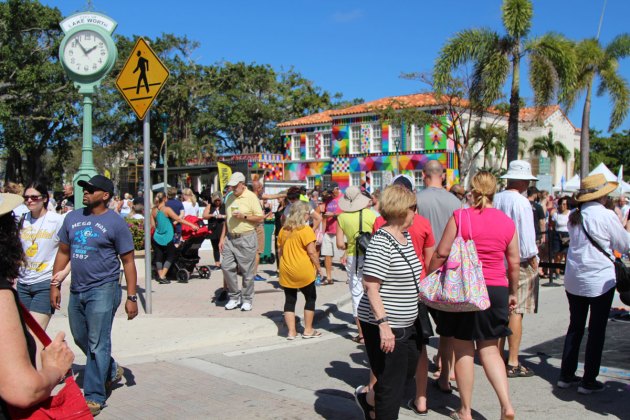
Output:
[170, 216, 212, 283]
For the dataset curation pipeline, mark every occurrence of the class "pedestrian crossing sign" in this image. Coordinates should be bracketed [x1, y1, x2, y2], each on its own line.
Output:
[115, 37, 169, 120]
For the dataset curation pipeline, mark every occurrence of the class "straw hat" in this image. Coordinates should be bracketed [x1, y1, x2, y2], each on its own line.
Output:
[0, 193, 24, 217]
[575, 173, 618, 202]
[338, 186, 371, 212]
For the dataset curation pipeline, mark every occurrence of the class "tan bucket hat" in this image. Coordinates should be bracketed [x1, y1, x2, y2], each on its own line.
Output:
[338, 186, 371, 212]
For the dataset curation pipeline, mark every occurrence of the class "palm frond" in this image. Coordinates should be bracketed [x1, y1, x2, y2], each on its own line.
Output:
[526, 34, 576, 105]
[605, 34, 630, 60]
[598, 67, 630, 131]
[502, 0, 533, 39]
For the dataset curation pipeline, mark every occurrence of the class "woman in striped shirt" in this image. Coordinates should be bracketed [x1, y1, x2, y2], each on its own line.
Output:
[355, 185, 422, 420]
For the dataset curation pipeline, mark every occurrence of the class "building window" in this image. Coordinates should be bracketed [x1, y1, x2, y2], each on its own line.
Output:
[306, 176, 315, 190]
[350, 172, 361, 187]
[292, 135, 301, 160]
[413, 171, 424, 191]
[350, 125, 362, 154]
[371, 124, 382, 153]
[322, 175, 332, 190]
[371, 171, 383, 192]
[306, 134, 316, 160]
[390, 125, 402, 152]
[412, 125, 424, 151]
[321, 133, 331, 159]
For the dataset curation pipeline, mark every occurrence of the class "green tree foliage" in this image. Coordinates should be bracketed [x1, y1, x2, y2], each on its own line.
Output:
[0, 0, 79, 184]
[0, 2, 355, 184]
[564, 35, 630, 176]
[589, 129, 630, 176]
[529, 131, 570, 178]
[433, 0, 576, 165]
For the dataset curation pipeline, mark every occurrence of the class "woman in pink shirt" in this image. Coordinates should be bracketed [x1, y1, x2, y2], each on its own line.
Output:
[427, 171, 520, 420]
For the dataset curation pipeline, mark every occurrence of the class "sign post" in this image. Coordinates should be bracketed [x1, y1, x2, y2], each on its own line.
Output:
[116, 38, 170, 314]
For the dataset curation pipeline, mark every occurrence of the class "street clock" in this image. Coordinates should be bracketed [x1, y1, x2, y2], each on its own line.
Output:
[59, 13, 117, 86]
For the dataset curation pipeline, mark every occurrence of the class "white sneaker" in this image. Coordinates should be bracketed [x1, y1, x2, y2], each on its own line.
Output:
[241, 302, 252, 311]
[224, 300, 240, 310]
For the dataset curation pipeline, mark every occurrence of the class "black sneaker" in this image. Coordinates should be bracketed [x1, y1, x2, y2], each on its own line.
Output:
[557, 374, 581, 389]
[354, 386, 373, 420]
[578, 380, 605, 394]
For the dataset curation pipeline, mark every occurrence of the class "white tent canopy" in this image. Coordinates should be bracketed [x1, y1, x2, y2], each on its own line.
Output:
[151, 182, 171, 191]
[553, 174, 580, 193]
[589, 162, 617, 182]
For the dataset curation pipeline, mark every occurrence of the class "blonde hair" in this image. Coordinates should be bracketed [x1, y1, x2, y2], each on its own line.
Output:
[379, 185, 416, 222]
[283, 201, 310, 231]
[4, 182, 23, 195]
[183, 188, 197, 205]
[470, 171, 497, 210]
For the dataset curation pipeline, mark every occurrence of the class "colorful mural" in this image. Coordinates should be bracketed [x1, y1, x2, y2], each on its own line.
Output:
[284, 161, 332, 180]
[332, 125, 348, 155]
[425, 117, 448, 150]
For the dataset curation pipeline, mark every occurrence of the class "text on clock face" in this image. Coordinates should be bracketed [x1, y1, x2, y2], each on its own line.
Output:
[64, 30, 109, 75]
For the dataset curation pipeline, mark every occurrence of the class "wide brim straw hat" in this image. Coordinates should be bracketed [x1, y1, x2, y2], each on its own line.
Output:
[338, 186, 371, 212]
[0, 193, 24, 217]
[575, 173, 618, 202]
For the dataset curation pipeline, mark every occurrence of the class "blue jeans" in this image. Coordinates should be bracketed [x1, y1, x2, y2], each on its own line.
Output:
[17, 279, 53, 315]
[68, 281, 122, 405]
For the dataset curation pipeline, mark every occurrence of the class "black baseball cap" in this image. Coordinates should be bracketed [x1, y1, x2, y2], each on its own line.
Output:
[78, 175, 114, 195]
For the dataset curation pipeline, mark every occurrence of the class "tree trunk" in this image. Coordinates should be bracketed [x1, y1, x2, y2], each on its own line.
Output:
[579, 79, 593, 177]
[507, 49, 521, 165]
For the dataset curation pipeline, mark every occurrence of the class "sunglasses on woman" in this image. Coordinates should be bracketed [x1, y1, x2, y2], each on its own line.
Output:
[23, 195, 43, 202]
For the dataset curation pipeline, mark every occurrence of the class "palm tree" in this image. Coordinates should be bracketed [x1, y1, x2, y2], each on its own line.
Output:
[434, 0, 575, 165]
[529, 131, 570, 178]
[564, 35, 630, 176]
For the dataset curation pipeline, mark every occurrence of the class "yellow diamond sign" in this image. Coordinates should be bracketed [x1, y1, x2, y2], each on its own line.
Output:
[115, 38, 169, 120]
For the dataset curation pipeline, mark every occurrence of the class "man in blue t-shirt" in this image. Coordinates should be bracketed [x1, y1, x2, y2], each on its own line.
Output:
[165, 186, 185, 245]
[51, 175, 138, 417]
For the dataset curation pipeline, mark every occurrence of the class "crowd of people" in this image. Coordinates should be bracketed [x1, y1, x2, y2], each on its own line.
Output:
[2, 160, 629, 418]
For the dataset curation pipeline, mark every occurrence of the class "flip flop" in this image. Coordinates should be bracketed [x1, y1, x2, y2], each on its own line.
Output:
[352, 335, 365, 344]
[449, 412, 461, 420]
[407, 399, 428, 416]
[302, 330, 322, 339]
[286, 335, 297, 341]
[433, 379, 453, 394]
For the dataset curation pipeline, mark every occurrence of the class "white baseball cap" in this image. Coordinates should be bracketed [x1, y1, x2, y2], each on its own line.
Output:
[227, 172, 246, 187]
[501, 160, 538, 181]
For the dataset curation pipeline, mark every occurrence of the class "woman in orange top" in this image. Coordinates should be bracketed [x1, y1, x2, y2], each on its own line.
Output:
[277, 201, 324, 340]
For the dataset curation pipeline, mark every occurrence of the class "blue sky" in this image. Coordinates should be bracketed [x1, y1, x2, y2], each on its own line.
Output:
[46, 0, 630, 134]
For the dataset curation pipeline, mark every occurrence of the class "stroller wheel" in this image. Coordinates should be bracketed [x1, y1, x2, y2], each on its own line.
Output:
[176, 270, 190, 283]
[199, 266, 211, 279]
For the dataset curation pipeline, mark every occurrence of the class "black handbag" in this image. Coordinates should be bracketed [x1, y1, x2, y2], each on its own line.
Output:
[355, 209, 372, 255]
[580, 220, 630, 304]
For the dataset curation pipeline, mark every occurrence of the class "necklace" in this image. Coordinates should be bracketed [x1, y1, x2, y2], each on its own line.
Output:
[24, 211, 47, 258]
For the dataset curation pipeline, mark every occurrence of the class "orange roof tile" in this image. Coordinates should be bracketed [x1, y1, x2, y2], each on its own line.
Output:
[277, 110, 334, 128]
[329, 93, 464, 117]
[518, 105, 560, 122]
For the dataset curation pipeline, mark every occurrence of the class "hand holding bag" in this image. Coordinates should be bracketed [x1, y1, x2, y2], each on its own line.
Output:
[8, 303, 93, 420]
[419, 209, 490, 312]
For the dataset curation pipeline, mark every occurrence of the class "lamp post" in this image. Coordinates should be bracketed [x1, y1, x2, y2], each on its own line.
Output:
[394, 137, 401, 175]
[161, 113, 168, 191]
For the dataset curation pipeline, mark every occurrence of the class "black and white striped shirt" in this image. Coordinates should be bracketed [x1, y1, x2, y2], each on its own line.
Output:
[357, 229, 422, 328]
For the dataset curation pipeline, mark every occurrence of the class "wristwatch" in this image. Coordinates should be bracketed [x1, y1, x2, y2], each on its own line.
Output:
[376, 316, 389, 324]
[127, 295, 138, 302]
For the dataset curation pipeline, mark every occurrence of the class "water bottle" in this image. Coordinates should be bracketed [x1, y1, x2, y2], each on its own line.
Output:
[315, 273, 322, 286]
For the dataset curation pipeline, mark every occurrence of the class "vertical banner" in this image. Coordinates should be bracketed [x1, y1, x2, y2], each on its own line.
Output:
[217, 162, 232, 193]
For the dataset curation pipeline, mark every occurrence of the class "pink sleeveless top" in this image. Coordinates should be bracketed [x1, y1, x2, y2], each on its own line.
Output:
[453, 208, 515, 287]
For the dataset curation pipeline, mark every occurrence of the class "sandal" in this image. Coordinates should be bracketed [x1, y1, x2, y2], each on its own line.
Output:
[157, 277, 170, 284]
[506, 364, 535, 378]
[352, 335, 365, 344]
[302, 330, 322, 339]
[433, 379, 453, 394]
[354, 385, 375, 420]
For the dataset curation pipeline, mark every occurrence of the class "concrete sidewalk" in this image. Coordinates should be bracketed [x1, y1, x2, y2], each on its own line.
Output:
[47, 250, 354, 363]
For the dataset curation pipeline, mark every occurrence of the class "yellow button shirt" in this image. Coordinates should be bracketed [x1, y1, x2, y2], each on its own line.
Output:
[225, 189, 263, 234]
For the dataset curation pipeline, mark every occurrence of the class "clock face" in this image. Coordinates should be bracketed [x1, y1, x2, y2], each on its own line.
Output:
[62, 30, 109, 76]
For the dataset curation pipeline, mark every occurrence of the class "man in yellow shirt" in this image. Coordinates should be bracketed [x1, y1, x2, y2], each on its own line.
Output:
[219, 172, 264, 311]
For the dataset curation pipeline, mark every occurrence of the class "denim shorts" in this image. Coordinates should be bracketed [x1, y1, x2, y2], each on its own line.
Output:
[17, 280, 54, 315]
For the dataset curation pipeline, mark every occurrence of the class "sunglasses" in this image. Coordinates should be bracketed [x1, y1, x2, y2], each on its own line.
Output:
[23, 195, 43, 202]
[83, 187, 103, 194]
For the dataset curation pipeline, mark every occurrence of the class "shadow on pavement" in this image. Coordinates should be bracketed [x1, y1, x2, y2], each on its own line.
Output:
[523, 320, 630, 419]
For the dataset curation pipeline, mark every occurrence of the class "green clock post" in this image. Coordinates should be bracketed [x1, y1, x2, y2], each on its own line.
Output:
[59, 12, 118, 208]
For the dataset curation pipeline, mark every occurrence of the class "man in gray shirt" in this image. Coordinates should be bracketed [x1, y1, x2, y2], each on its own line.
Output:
[416, 160, 461, 392]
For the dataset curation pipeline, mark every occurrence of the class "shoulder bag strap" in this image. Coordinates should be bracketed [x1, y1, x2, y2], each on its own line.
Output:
[18, 212, 27, 230]
[376, 230, 420, 295]
[359, 209, 363, 234]
[580, 216, 615, 264]
[18, 302, 52, 346]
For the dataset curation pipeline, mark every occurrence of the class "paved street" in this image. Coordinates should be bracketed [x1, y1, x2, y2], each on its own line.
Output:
[47, 251, 630, 419]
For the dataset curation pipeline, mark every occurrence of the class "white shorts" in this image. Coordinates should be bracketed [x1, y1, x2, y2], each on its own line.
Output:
[345, 255, 365, 317]
[320, 233, 336, 257]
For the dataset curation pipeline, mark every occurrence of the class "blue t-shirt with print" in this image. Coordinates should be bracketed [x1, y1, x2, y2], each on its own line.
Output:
[58, 208, 134, 292]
